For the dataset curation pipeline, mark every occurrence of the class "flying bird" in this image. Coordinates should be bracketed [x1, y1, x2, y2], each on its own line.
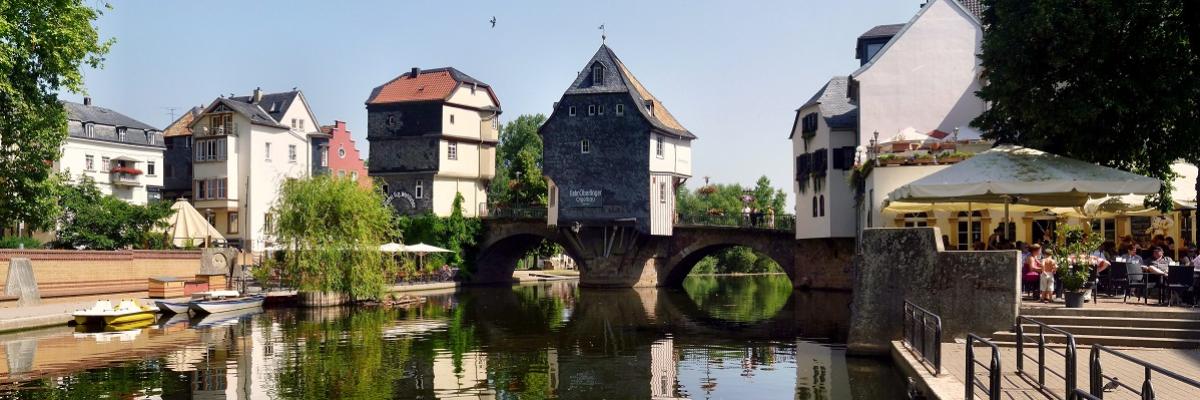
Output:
[490, 16, 496, 28]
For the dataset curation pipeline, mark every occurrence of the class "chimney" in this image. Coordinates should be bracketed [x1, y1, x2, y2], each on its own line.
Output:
[410, 67, 421, 78]
[83, 97, 92, 106]
[252, 87, 263, 104]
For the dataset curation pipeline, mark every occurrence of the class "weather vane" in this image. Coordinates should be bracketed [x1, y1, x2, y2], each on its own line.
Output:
[598, 24, 606, 43]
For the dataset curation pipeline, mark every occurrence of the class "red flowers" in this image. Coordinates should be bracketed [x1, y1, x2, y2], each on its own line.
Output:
[110, 166, 143, 175]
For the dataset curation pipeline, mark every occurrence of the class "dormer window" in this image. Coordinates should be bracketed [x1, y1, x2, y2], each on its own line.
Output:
[145, 131, 153, 145]
[117, 127, 127, 141]
[270, 102, 279, 112]
[592, 63, 604, 86]
[645, 100, 655, 117]
[83, 123, 95, 138]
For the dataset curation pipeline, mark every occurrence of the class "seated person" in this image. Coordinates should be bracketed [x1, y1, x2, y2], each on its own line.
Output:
[1143, 246, 1173, 276]
[1120, 244, 1143, 266]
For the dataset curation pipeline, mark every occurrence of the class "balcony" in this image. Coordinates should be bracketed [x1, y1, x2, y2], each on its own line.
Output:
[109, 169, 143, 187]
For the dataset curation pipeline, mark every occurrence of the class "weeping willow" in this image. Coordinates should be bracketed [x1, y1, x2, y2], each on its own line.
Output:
[268, 176, 397, 300]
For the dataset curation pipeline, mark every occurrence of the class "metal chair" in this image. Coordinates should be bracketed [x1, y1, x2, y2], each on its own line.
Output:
[1165, 266, 1195, 307]
[1124, 262, 1149, 304]
[1106, 261, 1129, 297]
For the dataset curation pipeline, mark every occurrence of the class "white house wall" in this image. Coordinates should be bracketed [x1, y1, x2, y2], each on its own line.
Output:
[57, 137, 164, 205]
[648, 133, 692, 177]
[431, 177, 485, 217]
[854, 0, 985, 145]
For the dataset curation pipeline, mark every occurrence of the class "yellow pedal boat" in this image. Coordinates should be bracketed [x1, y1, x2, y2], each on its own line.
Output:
[73, 299, 158, 326]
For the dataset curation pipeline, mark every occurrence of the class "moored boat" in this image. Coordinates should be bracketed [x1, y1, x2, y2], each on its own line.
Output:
[155, 300, 191, 314]
[188, 294, 265, 315]
[72, 299, 157, 326]
[190, 305, 263, 328]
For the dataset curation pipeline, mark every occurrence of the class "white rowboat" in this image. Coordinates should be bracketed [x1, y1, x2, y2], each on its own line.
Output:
[188, 295, 265, 315]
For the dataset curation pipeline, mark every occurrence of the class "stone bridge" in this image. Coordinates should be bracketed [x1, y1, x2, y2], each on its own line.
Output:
[473, 218, 855, 289]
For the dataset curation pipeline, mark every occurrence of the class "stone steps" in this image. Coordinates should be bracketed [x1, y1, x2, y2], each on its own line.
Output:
[987, 309, 1200, 349]
[1020, 315, 1200, 330]
[1013, 324, 1200, 340]
[1019, 306, 1200, 320]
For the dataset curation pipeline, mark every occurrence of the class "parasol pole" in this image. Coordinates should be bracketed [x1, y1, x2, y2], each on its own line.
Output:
[968, 202, 973, 249]
[1004, 196, 1011, 242]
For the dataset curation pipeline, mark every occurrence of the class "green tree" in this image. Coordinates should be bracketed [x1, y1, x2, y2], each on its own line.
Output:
[268, 176, 398, 300]
[54, 176, 171, 250]
[490, 114, 548, 206]
[973, 0, 1200, 210]
[393, 192, 482, 274]
[0, 1, 113, 232]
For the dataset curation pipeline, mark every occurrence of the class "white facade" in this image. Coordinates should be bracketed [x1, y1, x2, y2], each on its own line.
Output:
[437, 84, 499, 217]
[851, 0, 985, 146]
[56, 137, 164, 205]
[189, 91, 315, 252]
[791, 100, 858, 240]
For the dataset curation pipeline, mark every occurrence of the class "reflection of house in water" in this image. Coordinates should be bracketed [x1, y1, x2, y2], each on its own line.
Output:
[650, 338, 688, 400]
[186, 318, 282, 399]
[432, 351, 495, 399]
[792, 341, 849, 400]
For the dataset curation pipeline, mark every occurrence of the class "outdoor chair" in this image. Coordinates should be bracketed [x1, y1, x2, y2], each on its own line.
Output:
[1124, 262, 1150, 304]
[1165, 266, 1195, 307]
[1106, 262, 1129, 297]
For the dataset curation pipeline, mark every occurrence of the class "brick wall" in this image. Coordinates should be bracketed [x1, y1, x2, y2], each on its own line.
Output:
[0, 250, 202, 292]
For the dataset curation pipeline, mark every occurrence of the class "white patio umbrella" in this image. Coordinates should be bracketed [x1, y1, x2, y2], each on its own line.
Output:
[885, 127, 933, 144]
[379, 242, 406, 253]
[402, 242, 454, 270]
[160, 199, 224, 247]
[888, 145, 1162, 239]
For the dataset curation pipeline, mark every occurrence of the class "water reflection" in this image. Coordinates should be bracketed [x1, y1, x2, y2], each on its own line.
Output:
[0, 275, 901, 399]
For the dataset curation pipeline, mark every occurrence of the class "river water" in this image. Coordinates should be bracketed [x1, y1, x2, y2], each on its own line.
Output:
[0, 275, 901, 399]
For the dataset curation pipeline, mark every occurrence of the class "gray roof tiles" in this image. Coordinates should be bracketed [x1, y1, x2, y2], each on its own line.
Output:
[63, 101, 158, 131]
[796, 76, 858, 133]
[563, 45, 696, 140]
[859, 23, 905, 39]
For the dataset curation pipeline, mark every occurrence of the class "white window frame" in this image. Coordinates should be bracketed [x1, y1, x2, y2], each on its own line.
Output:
[580, 139, 591, 154]
[597, 104, 604, 115]
[288, 144, 297, 163]
[587, 105, 596, 116]
[85, 155, 94, 171]
[320, 146, 329, 167]
[101, 157, 110, 170]
[415, 180, 424, 199]
[147, 161, 156, 176]
[117, 127, 127, 141]
[338, 146, 346, 159]
[83, 123, 95, 138]
[659, 182, 667, 204]
[655, 136, 665, 159]
[447, 141, 458, 160]
[568, 106, 577, 116]
[615, 104, 624, 116]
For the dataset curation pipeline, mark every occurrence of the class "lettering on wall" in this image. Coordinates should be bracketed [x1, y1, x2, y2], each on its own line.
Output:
[567, 188, 604, 207]
[384, 190, 417, 209]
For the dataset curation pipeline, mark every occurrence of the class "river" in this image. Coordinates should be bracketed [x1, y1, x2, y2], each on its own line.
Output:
[0, 275, 902, 399]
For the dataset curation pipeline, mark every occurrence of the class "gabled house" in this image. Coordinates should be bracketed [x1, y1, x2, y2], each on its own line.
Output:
[365, 67, 501, 217]
[789, 0, 985, 241]
[315, 120, 370, 187]
[540, 44, 695, 236]
[161, 106, 203, 201]
[58, 97, 165, 205]
[187, 88, 317, 251]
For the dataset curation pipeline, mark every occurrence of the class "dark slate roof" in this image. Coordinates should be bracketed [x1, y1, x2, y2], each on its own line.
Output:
[561, 44, 695, 140]
[63, 101, 158, 131]
[859, 23, 905, 39]
[231, 91, 298, 124]
[791, 76, 858, 138]
[956, 0, 985, 20]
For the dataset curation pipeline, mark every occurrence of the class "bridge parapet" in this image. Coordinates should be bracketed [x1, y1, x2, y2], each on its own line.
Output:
[675, 213, 795, 233]
[479, 203, 547, 220]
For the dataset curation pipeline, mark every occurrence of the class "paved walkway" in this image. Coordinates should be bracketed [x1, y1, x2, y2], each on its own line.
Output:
[1021, 295, 1200, 315]
[940, 342, 1200, 399]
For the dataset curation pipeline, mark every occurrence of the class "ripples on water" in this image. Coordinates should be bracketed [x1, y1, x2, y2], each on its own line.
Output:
[0, 275, 901, 399]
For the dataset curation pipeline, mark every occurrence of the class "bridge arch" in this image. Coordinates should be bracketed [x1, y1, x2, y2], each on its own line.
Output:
[662, 226, 796, 287]
[473, 220, 579, 284]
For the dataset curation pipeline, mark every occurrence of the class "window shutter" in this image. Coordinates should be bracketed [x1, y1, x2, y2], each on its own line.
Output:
[832, 147, 846, 170]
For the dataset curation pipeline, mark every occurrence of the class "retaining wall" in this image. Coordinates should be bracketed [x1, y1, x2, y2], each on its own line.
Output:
[0, 250, 202, 302]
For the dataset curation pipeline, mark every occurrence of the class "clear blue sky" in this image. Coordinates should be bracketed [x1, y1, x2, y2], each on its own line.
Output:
[68, 0, 919, 209]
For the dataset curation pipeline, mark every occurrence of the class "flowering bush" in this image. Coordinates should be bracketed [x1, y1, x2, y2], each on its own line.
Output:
[110, 166, 143, 175]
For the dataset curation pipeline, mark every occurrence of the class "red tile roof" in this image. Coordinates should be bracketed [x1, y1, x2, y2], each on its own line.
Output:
[928, 129, 951, 140]
[366, 70, 458, 104]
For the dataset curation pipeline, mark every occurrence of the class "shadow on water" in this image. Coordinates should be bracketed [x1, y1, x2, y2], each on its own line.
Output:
[0, 275, 902, 399]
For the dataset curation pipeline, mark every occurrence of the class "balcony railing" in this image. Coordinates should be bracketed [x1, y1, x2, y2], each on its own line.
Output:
[109, 172, 142, 186]
[480, 203, 546, 220]
[676, 213, 795, 232]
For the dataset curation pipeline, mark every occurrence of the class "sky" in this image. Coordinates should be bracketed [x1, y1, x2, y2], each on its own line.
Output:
[68, 0, 921, 209]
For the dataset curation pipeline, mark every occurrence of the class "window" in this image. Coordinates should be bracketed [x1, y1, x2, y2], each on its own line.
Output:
[194, 138, 227, 161]
[580, 139, 591, 154]
[415, 180, 424, 199]
[147, 161, 156, 176]
[659, 182, 667, 204]
[195, 180, 206, 199]
[655, 136, 664, 158]
[206, 213, 217, 227]
[902, 213, 929, 227]
[801, 113, 819, 134]
[145, 131, 154, 145]
[382, 183, 390, 194]
[957, 211, 984, 250]
[85, 155, 95, 171]
[387, 115, 397, 127]
[339, 170, 346, 178]
[83, 123, 95, 138]
[449, 114, 455, 124]
[101, 157, 110, 170]
[615, 104, 624, 116]
[550, 186, 557, 205]
[288, 144, 297, 162]
[568, 106, 577, 116]
[351, 171, 358, 180]
[819, 195, 825, 216]
[338, 146, 346, 159]
[116, 127, 127, 141]
[812, 197, 818, 218]
[447, 142, 458, 160]
[264, 213, 274, 232]
[588, 105, 596, 116]
[299, 119, 304, 130]
[228, 212, 239, 234]
[320, 146, 329, 167]
[592, 63, 604, 84]
[597, 104, 604, 115]
[291, 118, 297, 129]
[265, 142, 272, 160]
[1181, 210, 1194, 245]
[194, 178, 226, 200]
[1090, 218, 1117, 242]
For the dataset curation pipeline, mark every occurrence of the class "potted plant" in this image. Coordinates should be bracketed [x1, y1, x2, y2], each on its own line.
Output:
[938, 151, 974, 164]
[878, 154, 903, 166]
[1051, 225, 1102, 308]
[913, 153, 935, 165]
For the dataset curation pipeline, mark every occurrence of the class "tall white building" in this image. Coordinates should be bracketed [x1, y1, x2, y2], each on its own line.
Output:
[58, 98, 165, 204]
[790, 0, 986, 240]
[187, 88, 316, 251]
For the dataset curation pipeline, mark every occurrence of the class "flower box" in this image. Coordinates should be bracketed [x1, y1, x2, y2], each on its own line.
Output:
[111, 166, 144, 175]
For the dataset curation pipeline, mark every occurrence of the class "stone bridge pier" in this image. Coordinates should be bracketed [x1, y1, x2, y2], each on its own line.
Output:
[474, 219, 855, 289]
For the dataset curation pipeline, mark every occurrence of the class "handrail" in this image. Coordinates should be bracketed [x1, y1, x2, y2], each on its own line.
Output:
[1015, 316, 1078, 399]
[675, 213, 796, 232]
[1071, 389, 1102, 400]
[1083, 344, 1200, 399]
[965, 333, 1002, 400]
[902, 300, 943, 375]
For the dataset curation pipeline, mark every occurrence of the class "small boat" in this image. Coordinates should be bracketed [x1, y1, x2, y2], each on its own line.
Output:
[190, 306, 262, 328]
[188, 294, 265, 315]
[73, 299, 157, 326]
[155, 300, 191, 314]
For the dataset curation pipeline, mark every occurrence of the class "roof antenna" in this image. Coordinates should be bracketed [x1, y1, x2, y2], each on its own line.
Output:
[598, 24, 606, 44]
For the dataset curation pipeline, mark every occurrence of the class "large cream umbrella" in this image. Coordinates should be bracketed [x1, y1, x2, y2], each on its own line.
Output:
[380, 242, 406, 253]
[889, 145, 1162, 239]
[402, 242, 453, 271]
[161, 199, 224, 247]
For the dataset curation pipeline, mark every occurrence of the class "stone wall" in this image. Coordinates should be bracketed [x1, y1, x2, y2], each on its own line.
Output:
[793, 237, 856, 290]
[0, 250, 202, 302]
[847, 227, 1019, 355]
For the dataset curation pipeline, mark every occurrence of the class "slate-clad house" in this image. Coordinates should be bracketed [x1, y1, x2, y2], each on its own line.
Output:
[365, 67, 500, 217]
[161, 106, 203, 201]
[58, 98, 165, 205]
[540, 44, 694, 236]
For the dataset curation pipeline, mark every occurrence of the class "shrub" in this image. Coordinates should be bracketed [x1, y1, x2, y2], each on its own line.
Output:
[0, 236, 42, 249]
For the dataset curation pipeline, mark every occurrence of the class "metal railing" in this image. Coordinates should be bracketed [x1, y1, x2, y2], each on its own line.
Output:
[1015, 316, 1078, 399]
[1083, 344, 1200, 399]
[966, 333, 1002, 400]
[1071, 389, 1102, 400]
[480, 203, 547, 220]
[675, 213, 796, 232]
[902, 300, 943, 375]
